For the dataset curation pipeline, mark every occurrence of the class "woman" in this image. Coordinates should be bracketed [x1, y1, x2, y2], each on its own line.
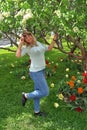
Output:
[16, 31, 58, 116]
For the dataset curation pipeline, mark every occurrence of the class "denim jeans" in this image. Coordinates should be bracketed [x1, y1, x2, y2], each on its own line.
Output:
[27, 69, 49, 112]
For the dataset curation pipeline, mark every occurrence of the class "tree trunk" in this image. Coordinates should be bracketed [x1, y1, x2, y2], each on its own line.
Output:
[83, 52, 87, 71]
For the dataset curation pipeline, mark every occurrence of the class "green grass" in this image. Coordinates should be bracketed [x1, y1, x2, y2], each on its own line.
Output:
[0, 49, 87, 130]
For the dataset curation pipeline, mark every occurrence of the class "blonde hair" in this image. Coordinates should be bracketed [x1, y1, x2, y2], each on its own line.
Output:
[22, 31, 37, 46]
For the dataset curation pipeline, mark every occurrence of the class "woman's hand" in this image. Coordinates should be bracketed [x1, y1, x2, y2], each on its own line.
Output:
[16, 36, 25, 58]
[19, 36, 25, 45]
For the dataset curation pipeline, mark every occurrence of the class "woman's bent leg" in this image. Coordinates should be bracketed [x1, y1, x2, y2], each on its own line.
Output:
[27, 70, 49, 99]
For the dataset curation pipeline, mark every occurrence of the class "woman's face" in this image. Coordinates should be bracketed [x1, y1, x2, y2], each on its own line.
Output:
[24, 34, 34, 44]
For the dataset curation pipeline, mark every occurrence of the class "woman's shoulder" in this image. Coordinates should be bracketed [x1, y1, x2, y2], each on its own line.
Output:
[37, 41, 46, 48]
[37, 41, 42, 46]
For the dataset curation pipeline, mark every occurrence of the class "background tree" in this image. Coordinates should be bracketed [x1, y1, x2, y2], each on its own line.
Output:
[0, 0, 87, 70]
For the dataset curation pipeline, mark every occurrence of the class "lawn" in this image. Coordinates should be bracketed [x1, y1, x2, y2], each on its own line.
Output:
[0, 49, 87, 130]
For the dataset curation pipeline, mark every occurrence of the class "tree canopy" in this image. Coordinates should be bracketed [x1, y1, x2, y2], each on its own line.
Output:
[0, 0, 87, 70]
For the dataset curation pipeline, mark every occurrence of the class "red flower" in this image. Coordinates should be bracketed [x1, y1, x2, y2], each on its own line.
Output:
[76, 107, 83, 112]
[70, 95, 76, 101]
[29, 59, 31, 63]
[82, 72, 87, 83]
[54, 65, 57, 69]
[83, 78, 87, 83]
[82, 72, 87, 76]
[45, 60, 49, 64]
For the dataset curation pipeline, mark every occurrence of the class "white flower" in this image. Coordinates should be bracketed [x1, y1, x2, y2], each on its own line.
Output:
[54, 103, 59, 108]
[73, 27, 79, 33]
[65, 74, 69, 78]
[23, 9, 33, 20]
[52, 61, 54, 64]
[20, 9, 33, 27]
[79, 60, 82, 63]
[11, 63, 15, 68]
[56, 63, 58, 66]
[77, 72, 80, 75]
[50, 83, 55, 88]
[58, 93, 64, 100]
[20, 19, 26, 27]
[77, 80, 81, 84]
[10, 71, 13, 74]
[66, 68, 69, 72]
[15, 10, 24, 17]
[2, 12, 10, 17]
[75, 60, 77, 62]
[26, 9, 32, 14]
[23, 13, 33, 20]
[71, 60, 74, 62]
[9, 25, 13, 28]
[60, 59, 63, 62]
[54, 10, 61, 18]
[21, 76, 26, 80]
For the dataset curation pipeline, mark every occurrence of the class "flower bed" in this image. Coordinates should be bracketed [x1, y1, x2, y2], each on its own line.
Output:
[57, 71, 87, 112]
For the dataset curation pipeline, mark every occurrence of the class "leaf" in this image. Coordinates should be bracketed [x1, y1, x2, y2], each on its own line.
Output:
[66, 104, 73, 108]
[83, 98, 87, 106]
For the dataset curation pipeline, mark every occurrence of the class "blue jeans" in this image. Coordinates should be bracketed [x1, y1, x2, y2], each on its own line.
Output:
[27, 69, 49, 112]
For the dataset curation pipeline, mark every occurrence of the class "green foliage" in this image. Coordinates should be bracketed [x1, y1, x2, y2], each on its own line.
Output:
[0, 0, 87, 46]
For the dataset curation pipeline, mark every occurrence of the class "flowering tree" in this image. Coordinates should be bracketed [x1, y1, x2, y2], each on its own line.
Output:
[0, 0, 87, 70]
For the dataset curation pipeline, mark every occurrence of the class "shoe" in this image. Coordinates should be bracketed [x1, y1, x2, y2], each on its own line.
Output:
[34, 111, 47, 117]
[22, 92, 27, 106]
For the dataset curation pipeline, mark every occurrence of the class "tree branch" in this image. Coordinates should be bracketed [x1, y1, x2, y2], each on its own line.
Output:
[0, 47, 16, 52]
